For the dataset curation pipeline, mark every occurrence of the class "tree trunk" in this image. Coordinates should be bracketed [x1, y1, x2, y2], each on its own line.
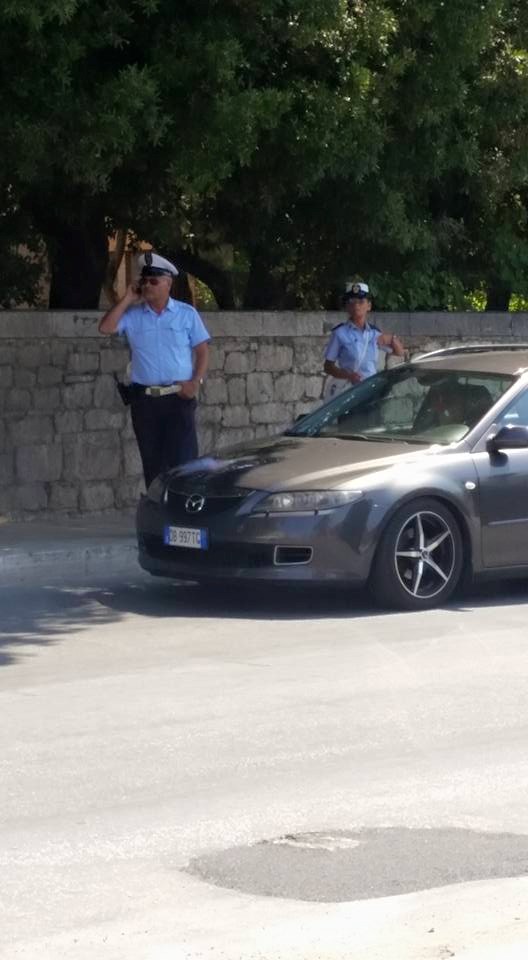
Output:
[173, 271, 196, 306]
[29, 195, 109, 309]
[485, 279, 511, 312]
[243, 248, 285, 309]
[103, 228, 127, 306]
[164, 247, 236, 309]
[48, 213, 108, 309]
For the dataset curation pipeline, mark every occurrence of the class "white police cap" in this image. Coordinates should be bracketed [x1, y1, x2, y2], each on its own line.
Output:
[345, 280, 369, 298]
[137, 251, 179, 277]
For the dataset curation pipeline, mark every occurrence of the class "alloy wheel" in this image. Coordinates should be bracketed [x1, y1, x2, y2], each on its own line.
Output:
[394, 509, 456, 600]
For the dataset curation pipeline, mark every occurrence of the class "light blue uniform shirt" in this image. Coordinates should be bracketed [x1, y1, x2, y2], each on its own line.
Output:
[117, 298, 210, 385]
[325, 322, 389, 379]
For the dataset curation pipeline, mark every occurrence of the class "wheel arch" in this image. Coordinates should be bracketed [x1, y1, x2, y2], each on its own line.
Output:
[368, 488, 473, 580]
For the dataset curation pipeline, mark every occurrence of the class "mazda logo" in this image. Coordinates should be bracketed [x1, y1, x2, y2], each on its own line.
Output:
[185, 494, 206, 514]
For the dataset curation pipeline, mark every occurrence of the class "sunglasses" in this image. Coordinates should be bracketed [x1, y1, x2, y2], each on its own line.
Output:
[139, 276, 170, 286]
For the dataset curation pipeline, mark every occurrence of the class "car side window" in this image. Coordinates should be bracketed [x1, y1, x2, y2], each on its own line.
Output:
[496, 388, 528, 427]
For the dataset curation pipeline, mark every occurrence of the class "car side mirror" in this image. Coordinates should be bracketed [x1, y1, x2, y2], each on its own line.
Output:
[486, 424, 528, 455]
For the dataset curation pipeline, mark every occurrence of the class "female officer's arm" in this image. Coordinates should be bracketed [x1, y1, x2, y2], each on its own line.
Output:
[324, 359, 361, 383]
[324, 328, 361, 382]
[377, 332, 405, 357]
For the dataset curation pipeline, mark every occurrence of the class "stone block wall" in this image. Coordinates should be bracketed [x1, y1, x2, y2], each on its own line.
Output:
[1, 309, 527, 518]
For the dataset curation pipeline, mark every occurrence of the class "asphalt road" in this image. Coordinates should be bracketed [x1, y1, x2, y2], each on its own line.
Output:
[1, 568, 528, 960]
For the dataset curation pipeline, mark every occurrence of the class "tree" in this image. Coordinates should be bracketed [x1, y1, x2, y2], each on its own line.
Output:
[0, 0, 392, 306]
[196, 0, 528, 310]
[0, 1, 167, 305]
[2, 0, 528, 310]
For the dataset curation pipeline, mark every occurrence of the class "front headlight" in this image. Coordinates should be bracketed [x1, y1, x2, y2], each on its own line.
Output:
[252, 489, 362, 514]
[146, 475, 166, 504]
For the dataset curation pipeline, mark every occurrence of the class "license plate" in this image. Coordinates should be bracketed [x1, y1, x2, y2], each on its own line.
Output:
[164, 526, 209, 549]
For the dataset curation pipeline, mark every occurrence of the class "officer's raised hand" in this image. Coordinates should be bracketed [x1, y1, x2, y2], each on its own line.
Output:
[99, 284, 142, 334]
[125, 282, 142, 305]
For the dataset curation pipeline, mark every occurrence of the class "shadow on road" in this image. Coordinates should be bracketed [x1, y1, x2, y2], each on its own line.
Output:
[85, 573, 528, 622]
[86, 578, 387, 621]
[1, 572, 527, 668]
[0, 583, 122, 667]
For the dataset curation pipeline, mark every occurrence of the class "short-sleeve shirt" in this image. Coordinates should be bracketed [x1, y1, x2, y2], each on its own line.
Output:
[324, 322, 388, 379]
[117, 298, 210, 385]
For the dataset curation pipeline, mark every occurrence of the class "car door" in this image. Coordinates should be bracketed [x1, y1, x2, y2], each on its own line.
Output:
[473, 388, 528, 567]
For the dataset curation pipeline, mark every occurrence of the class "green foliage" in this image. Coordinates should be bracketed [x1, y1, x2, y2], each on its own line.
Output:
[0, 187, 44, 306]
[2, 0, 528, 308]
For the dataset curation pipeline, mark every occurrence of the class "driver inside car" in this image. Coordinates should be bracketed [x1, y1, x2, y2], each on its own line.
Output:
[414, 381, 492, 434]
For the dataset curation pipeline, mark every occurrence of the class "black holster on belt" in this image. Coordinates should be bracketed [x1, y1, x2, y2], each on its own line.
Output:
[114, 373, 132, 406]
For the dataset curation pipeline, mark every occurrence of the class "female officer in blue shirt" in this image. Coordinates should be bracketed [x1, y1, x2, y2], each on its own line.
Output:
[99, 252, 210, 488]
[323, 282, 404, 398]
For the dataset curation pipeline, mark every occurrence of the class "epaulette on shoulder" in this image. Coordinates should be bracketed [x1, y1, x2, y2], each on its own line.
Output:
[331, 322, 345, 331]
[369, 324, 381, 333]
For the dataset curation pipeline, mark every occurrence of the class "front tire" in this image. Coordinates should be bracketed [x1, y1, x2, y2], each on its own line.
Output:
[370, 497, 464, 610]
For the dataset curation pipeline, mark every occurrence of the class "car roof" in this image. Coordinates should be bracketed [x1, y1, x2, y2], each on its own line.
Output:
[414, 347, 528, 376]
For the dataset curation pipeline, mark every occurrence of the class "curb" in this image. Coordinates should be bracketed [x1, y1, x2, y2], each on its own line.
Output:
[0, 539, 138, 586]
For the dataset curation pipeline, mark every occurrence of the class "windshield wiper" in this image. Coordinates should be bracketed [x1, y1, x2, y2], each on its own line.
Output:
[287, 430, 423, 444]
[329, 433, 411, 443]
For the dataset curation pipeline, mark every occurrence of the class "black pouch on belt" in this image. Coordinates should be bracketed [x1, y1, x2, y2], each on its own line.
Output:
[113, 373, 132, 406]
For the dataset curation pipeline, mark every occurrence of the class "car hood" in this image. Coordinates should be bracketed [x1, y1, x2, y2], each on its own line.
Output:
[168, 436, 453, 493]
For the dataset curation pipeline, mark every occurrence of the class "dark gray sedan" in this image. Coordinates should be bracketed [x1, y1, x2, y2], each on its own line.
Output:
[137, 345, 528, 610]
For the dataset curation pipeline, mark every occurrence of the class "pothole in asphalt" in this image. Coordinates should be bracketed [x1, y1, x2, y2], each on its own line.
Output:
[186, 827, 528, 902]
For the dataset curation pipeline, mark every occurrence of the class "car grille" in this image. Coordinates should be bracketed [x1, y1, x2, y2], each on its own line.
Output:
[165, 490, 250, 519]
[140, 534, 274, 569]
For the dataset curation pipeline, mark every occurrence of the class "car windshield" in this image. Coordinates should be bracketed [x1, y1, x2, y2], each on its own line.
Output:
[287, 365, 514, 444]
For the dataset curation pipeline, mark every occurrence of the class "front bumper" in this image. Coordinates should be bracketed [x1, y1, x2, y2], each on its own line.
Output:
[136, 493, 374, 586]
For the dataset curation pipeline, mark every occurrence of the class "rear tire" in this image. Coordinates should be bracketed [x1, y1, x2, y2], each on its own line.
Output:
[370, 497, 464, 610]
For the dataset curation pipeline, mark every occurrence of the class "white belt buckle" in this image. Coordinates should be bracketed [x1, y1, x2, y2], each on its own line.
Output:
[146, 384, 182, 397]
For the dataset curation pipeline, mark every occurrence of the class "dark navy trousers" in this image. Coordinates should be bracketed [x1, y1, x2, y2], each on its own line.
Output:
[131, 391, 198, 488]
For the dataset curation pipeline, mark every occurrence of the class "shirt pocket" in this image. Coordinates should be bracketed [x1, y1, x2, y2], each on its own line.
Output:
[164, 316, 191, 350]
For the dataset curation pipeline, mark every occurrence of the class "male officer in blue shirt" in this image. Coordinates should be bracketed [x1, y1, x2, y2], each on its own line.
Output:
[99, 252, 210, 488]
[323, 281, 404, 398]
